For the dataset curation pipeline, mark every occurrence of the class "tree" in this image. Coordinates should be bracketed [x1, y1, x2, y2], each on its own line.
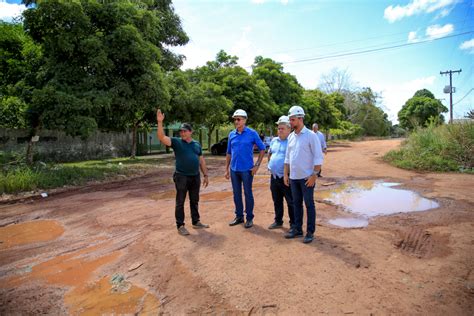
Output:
[251, 56, 303, 119]
[22, 0, 187, 160]
[301, 89, 342, 131]
[398, 89, 448, 130]
[318, 67, 355, 94]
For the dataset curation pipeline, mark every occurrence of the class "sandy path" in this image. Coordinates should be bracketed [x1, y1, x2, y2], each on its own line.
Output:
[1, 139, 473, 315]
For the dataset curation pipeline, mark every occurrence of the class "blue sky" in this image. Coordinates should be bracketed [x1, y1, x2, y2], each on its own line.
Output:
[2, 0, 473, 123]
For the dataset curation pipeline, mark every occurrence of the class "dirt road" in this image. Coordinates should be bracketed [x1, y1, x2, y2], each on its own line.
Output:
[1, 139, 473, 315]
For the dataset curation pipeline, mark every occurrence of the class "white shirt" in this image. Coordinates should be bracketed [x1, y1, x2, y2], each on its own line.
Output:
[284, 126, 324, 180]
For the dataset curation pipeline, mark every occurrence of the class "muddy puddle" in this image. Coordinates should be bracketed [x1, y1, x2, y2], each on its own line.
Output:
[65, 276, 160, 315]
[0, 220, 64, 250]
[4, 241, 160, 314]
[317, 181, 439, 227]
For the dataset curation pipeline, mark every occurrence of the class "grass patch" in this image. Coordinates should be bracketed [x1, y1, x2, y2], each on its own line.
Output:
[0, 156, 169, 195]
[383, 122, 474, 172]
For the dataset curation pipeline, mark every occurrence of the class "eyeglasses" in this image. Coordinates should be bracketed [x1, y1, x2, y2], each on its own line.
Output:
[233, 118, 243, 122]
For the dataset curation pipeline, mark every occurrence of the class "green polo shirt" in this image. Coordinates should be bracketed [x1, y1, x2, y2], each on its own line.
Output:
[171, 137, 202, 176]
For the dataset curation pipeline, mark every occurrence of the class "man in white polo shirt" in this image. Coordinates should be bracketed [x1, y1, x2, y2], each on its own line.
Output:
[284, 106, 324, 244]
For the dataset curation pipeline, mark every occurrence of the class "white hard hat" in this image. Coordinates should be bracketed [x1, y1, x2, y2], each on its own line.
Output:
[276, 115, 290, 125]
[232, 109, 247, 118]
[288, 105, 305, 118]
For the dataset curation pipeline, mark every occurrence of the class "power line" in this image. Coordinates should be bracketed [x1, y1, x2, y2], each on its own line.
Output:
[453, 88, 474, 105]
[278, 31, 473, 66]
[268, 17, 474, 56]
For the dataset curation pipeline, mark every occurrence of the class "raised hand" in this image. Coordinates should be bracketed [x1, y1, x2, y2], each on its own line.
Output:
[156, 109, 165, 122]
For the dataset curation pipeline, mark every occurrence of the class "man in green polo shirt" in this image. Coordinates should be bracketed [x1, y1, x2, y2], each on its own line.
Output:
[157, 109, 210, 236]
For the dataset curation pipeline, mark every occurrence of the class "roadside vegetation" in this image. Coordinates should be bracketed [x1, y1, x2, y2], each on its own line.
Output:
[384, 122, 473, 172]
[0, 155, 166, 195]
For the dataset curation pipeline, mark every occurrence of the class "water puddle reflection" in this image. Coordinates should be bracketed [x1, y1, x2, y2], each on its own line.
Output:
[317, 181, 439, 226]
[328, 218, 369, 228]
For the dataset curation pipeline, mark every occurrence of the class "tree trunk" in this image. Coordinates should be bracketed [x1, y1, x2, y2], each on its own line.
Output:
[130, 123, 138, 159]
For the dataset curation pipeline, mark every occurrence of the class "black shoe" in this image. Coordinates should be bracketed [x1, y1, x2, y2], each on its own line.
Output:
[303, 233, 314, 243]
[244, 219, 253, 229]
[268, 222, 283, 229]
[285, 229, 303, 239]
[229, 217, 244, 226]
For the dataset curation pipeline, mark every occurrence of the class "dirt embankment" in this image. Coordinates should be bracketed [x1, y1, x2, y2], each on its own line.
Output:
[1, 139, 473, 315]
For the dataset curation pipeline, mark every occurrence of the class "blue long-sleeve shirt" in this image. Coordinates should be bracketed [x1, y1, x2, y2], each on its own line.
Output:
[227, 127, 265, 172]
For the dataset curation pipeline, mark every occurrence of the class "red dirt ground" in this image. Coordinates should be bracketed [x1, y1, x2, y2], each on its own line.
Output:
[0, 139, 473, 315]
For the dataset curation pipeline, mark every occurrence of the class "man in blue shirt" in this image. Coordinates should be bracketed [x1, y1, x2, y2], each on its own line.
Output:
[225, 109, 266, 228]
[157, 109, 210, 236]
[312, 123, 328, 177]
[267, 115, 294, 230]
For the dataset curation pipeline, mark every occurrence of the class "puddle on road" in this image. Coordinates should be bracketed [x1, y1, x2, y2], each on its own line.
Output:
[65, 276, 160, 315]
[4, 242, 160, 314]
[5, 243, 120, 287]
[328, 218, 369, 228]
[0, 220, 64, 250]
[317, 181, 439, 226]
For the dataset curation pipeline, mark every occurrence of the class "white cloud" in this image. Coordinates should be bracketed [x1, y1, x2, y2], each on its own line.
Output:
[272, 53, 295, 64]
[230, 26, 262, 69]
[426, 23, 454, 39]
[384, 0, 458, 23]
[281, 0, 289, 5]
[408, 31, 420, 43]
[376, 76, 437, 122]
[173, 42, 215, 70]
[407, 23, 453, 43]
[459, 38, 474, 53]
[0, 0, 27, 22]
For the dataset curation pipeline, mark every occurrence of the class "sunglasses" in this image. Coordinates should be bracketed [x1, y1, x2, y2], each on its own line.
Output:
[233, 118, 244, 122]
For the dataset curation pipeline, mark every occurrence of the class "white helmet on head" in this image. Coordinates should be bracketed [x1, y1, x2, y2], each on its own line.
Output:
[232, 109, 248, 118]
[288, 105, 305, 118]
[276, 115, 290, 125]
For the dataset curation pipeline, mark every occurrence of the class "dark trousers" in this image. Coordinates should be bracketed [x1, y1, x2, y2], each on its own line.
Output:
[173, 173, 201, 228]
[290, 179, 316, 234]
[230, 170, 254, 220]
[270, 175, 294, 226]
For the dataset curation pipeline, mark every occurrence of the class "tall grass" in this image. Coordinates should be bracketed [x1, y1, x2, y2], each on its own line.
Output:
[384, 121, 474, 172]
[0, 157, 165, 195]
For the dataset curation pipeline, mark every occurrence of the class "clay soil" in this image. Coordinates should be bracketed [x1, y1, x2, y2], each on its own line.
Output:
[1, 139, 473, 315]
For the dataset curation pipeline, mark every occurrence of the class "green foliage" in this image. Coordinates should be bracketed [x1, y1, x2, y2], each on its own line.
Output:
[384, 122, 474, 172]
[251, 56, 303, 118]
[0, 156, 165, 194]
[329, 121, 363, 139]
[344, 87, 391, 136]
[398, 89, 448, 130]
[301, 89, 342, 129]
[0, 96, 27, 128]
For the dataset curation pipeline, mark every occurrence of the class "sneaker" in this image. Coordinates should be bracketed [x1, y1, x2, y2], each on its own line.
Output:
[268, 222, 283, 229]
[192, 221, 210, 229]
[303, 233, 314, 244]
[285, 229, 303, 239]
[177, 226, 190, 236]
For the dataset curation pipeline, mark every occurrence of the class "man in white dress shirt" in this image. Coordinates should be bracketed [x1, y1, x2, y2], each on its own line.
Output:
[284, 106, 324, 244]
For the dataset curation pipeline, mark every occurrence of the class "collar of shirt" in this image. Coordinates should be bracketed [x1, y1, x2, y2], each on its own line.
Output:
[234, 126, 249, 134]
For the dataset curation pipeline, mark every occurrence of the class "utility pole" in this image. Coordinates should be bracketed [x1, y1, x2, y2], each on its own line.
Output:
[440, 69, 462, 123]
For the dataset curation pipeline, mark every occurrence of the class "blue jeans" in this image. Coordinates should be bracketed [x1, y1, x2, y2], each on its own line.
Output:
[290, 179, 316, 234]
[230, 170, 254, 220]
